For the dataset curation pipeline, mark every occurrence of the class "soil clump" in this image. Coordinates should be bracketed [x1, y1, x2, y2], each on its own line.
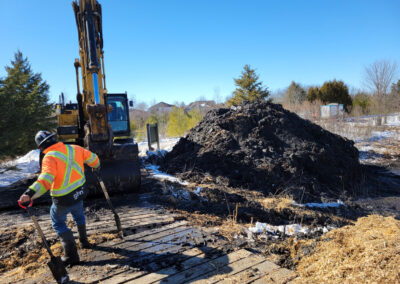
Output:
[162, 101, 361, 202]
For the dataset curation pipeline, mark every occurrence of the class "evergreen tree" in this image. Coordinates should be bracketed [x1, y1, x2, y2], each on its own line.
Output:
[352, 92, 371, 114]
[285, 81, 306, 104]
[0, 51, 56, 158]
[319, 80, 352, 111]
[227, 65, 270, 106]
[306, 80, 352, 112]
[307, 86, 320, 102]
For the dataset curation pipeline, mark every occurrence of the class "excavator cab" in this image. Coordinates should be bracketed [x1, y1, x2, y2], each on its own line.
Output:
[106, 94, 130, 136]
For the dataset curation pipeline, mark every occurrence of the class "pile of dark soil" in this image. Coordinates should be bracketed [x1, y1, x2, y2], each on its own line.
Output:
[162, 101, 361, 203]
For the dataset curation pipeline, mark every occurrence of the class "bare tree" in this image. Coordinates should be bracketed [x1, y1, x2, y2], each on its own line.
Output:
[364, 60, 398, 123]
[213, 86, 222, 104]
[364, 60, 398, 96]
[136, 102, 148, 111]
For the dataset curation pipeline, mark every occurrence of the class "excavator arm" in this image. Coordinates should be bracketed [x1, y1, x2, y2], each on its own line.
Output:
[72, 0, 110, 149]
[56, 0, 141, 193]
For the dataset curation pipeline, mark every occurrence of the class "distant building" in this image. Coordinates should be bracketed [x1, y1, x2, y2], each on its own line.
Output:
[148, 102, 174, 113]
[320, 103, 344, 118]
[185, 100, 216, 114]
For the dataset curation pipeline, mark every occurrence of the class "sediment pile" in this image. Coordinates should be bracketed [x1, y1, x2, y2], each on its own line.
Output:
[162, 101, 361, 202]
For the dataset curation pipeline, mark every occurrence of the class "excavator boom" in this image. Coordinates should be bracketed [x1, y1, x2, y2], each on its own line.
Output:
[56, 0, 141, 195]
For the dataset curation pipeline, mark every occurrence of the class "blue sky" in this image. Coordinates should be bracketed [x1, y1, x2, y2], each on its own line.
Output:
[1, 0, 399, 106]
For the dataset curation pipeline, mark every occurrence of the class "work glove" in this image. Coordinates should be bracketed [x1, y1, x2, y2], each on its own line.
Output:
[18, 187, 35, 204]
[18, 194, 31, 204]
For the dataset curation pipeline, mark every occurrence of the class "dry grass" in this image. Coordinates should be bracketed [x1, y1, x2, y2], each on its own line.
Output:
[261, 196, 294, 212]
[0, 227, 119, 282]
[292, 215, 400, 284]
[216, 219, 246, 242]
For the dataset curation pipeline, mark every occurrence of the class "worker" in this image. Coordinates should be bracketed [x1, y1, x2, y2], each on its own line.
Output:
[18, 130, 100, 266]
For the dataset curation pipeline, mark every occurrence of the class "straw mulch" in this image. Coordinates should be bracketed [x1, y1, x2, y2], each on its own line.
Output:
[293, 215, 400, 283]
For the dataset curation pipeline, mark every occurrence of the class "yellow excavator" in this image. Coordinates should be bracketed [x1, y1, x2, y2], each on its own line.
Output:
[56, 0, 140, 194]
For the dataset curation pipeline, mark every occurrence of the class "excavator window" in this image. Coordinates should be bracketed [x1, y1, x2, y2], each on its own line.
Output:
[106, 94, 130, 135]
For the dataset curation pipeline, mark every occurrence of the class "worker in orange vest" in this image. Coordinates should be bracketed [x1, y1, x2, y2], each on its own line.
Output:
[19, 130, 100, 266]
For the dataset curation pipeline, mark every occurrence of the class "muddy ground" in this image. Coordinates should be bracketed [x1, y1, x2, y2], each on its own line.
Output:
[1, 104, 400, 282]
[0, 160, 399, 283]
[2, 160, 398, 282]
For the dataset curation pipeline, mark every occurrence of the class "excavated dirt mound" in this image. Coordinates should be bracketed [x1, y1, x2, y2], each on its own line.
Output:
[162, 101, 361, 203]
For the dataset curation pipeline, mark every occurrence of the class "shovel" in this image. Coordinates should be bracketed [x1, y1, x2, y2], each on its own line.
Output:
[18, 200, 69, 284]
[95, 171, 124, 238]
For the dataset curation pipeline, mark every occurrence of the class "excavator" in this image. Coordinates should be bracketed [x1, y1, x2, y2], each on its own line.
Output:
[55, 0, 141, 194]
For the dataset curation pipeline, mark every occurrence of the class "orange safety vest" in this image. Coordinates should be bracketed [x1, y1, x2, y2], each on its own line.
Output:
[29, 142, 100, 198]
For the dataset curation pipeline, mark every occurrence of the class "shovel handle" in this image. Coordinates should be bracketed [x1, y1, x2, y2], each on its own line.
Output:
[18, 200, 33, 210]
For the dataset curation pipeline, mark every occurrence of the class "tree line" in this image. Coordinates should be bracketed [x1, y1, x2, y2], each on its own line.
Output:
[1, 51, 399, 159]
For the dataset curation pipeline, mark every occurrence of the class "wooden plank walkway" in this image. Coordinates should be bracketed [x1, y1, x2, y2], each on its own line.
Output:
[1, 204, 296, 284]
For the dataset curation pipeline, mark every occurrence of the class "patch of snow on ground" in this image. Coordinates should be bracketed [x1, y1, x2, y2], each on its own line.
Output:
[143, 137, 188, 185]
[138, 138, 180, 156]
[292, 200, 345, 208]
[367, 130, 395, 142]
[145, 164, 189, 185]
[385, 113, 400, 126]
[194, 187, 203, 196]
[0, 150, 40, 187]
[305, 200, 345, 208]
[249, 221, 334, 236]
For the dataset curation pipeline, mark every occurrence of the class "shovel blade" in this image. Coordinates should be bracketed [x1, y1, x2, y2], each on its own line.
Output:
[47, 256, 69, 284]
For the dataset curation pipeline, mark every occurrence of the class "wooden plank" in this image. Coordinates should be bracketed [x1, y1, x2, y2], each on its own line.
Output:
[188, 253, 266, 284]
[251, 268, 297, 284]
[136, 249, 253, 284]
[47, 214, 174, 233]
[215, 260, 280, 284]
[44, 215, 176, 239]
[85, 208, 165, 222]
[8, 211, 161, 234]
[6, 207, 163, 231]
[123, 246, 226, 284]
[82, 227, 195, 265]
[67, 225, 194, 283]
[99, 241, 211, 284]
[78, 222, 191, 262]
[39, 212, 174, 234]
[76, 229, 195, 283]
[69, 221, 188, 282]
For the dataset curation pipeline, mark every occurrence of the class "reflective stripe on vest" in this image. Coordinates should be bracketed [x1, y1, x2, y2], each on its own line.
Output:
[38, 173, 54, 184]
[30, 181, 47, 196]
[85, 152, 97, 165]
[45, 145, 85, 197]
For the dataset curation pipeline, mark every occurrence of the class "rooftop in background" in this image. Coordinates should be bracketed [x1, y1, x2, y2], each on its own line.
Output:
[148, 102, 174, 113]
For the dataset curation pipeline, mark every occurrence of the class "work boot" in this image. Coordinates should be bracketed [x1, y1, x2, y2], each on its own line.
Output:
[77, 224, 92, 249]
[59, 230, 80, 266]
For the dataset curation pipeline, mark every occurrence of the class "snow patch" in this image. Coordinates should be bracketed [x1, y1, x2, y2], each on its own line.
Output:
[292, 200, 345, 209]
[194, 187, 203, 196]
[249, 221, 334, 236]
[138, 138, 180, 156]
[145, 164, 189, 185]
[0, 150, 40, 187]
[305, 200, 345, 208]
